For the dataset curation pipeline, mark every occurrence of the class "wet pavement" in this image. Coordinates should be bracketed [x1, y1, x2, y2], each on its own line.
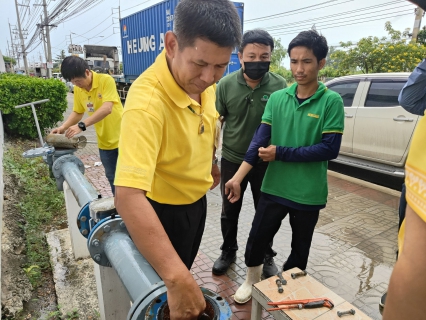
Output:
[61, 93, 400, 319]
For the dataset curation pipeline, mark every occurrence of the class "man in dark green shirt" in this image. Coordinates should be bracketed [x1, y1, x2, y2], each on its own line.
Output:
[213, 29, 287, 278]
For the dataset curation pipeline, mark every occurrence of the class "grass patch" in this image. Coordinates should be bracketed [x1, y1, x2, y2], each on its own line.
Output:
[3, 139, 67, 288]
[46, 305, 79, 320]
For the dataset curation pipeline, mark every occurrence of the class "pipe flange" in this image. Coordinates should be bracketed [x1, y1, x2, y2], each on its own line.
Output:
[127, 284, 167, 320]
[138, 287, 231, 320]
[87, 216, 129, 267]
[52, 154, 85, 191]
[77, 203, 91, 238]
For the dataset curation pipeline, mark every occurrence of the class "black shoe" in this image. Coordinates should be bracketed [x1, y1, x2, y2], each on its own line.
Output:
[379, 291, 387, 308]
[262, 255, 278, 279]
[212, 251, 236, 275]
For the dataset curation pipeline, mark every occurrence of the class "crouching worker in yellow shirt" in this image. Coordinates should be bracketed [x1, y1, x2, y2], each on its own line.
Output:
[51, 56, 123, 195]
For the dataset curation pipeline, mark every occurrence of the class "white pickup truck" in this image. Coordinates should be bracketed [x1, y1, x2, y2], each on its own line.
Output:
[326, 73, 421, 177]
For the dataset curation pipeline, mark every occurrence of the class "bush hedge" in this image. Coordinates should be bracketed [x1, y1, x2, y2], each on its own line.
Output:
[0, 74, 68, 139]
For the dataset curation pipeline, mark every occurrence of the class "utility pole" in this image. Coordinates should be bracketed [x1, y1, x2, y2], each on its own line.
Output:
[412, 6, 424, 43]
[8, 22, 16, 65]
[69, 33, 73, 54]
[40, 15, 48, 61]
[14, 0, 28, 74]
[42, 0, 52, 78]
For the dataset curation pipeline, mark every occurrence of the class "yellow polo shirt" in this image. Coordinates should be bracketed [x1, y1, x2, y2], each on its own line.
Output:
[399, 114, 426, 252]
[115, 50, 219, 205]
[73, 71, 123, 150]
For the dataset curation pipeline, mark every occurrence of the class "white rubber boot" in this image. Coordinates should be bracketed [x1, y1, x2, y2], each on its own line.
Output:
[234, 265, 263, 304]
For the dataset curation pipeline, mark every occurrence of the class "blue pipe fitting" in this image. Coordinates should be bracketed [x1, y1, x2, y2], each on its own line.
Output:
[87, 217, 232, 320]
[52, 154, 98, 204]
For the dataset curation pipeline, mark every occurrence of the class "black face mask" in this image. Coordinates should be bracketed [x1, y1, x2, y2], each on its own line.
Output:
[243, 61, 270, 81]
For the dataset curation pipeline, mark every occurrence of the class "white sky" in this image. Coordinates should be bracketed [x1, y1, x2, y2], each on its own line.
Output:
[1, 0, 419, 69]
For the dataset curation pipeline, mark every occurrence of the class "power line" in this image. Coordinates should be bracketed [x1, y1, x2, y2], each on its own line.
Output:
[265, 1, 406, 32]
[271, 12, 413, 37]
[93, 32, 116, 44]
[268, 6, 413, 34]
[121, 0, 153, 13]
[245, 0, 353, 23]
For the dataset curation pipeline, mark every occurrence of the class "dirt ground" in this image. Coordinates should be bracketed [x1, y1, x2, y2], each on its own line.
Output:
[1, 140, 59, 320]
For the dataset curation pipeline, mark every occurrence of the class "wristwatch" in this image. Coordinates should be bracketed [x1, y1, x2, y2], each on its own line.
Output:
[212, 157, 218, 165]
[78, 121, 86, 131]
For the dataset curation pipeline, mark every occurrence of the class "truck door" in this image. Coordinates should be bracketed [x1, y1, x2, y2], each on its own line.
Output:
[224, 53, 240, 76]
[352, 80, 419, 164]
[327, 80, 362, 154]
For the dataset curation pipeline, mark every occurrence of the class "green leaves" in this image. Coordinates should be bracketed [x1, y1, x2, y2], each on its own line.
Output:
[3, 141, 66, 288]
[0, 74, 68, 139]
[329, 22, 426, 75]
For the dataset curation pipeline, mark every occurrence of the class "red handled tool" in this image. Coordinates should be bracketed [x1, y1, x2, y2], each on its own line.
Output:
[267, 297, 334, 312]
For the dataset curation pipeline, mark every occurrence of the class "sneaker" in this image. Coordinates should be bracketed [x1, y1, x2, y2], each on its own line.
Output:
[212, 250, 236, 275]
[379, 291, 387, 308]
[262, 255, 278, 279]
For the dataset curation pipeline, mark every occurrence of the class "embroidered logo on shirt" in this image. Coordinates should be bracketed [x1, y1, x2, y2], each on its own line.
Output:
[308, 113, 320, 119]
[87, 102, 94, 113]
[98, 93, 102, 99]
[261, 95, 269, 102]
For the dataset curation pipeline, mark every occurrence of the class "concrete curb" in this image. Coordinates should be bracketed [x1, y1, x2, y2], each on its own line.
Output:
[327, 169, 401, 197]
[46, 229, 100, 319]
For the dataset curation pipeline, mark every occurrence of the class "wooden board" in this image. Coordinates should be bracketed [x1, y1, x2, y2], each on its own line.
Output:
[252, 267, 372, 320]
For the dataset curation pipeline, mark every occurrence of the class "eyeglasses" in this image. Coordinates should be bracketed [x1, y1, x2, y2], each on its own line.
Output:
[188, 106, 204, 134]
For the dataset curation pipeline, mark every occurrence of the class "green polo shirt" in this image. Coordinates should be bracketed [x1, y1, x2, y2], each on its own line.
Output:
[216, 69, 287, 164]
[261, 82, 344, 205]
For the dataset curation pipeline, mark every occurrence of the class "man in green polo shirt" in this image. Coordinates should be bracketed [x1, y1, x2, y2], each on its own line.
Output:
[213, 29, 287, 279]
[226, 30, 344, 304]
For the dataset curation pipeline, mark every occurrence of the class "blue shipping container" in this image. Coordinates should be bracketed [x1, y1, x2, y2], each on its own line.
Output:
[120, 0, 244, 82]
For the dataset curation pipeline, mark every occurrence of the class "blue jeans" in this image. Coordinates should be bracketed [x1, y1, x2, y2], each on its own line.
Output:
[99, 148, 118, 195]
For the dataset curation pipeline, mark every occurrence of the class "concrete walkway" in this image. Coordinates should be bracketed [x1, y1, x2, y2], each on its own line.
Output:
[56, 93, 399, 319]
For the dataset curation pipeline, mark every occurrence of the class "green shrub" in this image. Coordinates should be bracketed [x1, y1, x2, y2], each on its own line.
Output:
[0, 74, 68, 139]
[270, 66, 294, 83]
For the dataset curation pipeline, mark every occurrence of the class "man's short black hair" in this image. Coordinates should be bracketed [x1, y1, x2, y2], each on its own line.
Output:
[239, 29, 274, 54]
[61, 56, 89, 81]
[174, 0, 242, 49]
[288, 30, 328, 62]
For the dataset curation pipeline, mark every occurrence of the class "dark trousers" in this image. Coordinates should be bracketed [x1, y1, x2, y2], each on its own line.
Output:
[148, 196, 207, 269]
[398, 183, 407, 231]
[396, 183, 407, 259]
[220, 158, 275, 257]
[245, 193, 319, 271]
[99, 148, 118, 195]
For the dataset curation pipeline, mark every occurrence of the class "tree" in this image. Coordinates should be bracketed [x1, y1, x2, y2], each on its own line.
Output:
[325, 46, 341, 69]
[331, 22, 426, 75]
[54, 50, 67, 68]
[417, 27, 426, 45]
[3, 56, 16, 66]
[270, 38, 287, 69]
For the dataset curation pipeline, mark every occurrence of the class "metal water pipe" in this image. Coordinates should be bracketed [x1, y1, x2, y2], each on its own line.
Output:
[18, 109, 232, 319]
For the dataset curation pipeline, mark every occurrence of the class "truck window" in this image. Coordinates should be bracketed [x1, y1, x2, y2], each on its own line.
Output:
[94, 61, 110, 67]
[328, 82, 359, 107]
[365, 81, 406, 107]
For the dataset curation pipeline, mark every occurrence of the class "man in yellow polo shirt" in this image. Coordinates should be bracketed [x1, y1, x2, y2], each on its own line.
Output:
[51, 56, 123, 195]
[114, 0, 242, 318]
[383, 114, 426, 319]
